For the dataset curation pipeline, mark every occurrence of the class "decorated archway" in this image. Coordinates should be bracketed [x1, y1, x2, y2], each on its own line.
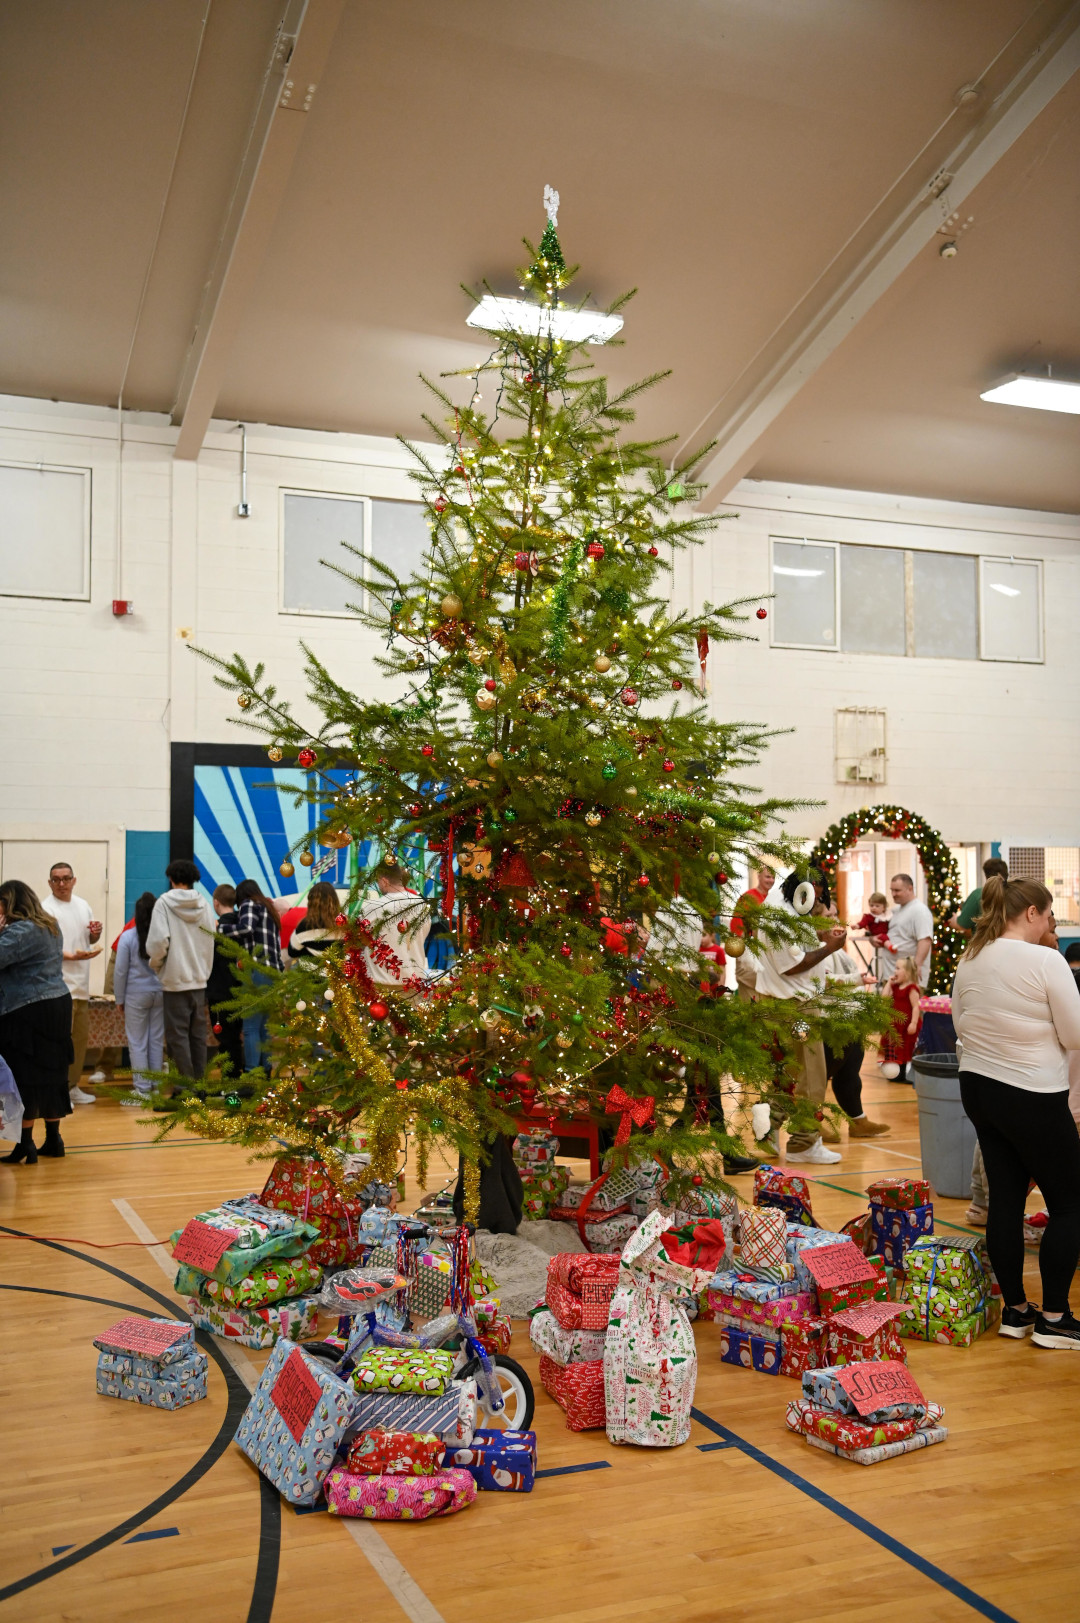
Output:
[808, 803, 964, 992]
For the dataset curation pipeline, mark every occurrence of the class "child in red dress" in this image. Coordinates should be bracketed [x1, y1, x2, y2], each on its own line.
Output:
[857, 891, 891, 945]
[880, 957, 922, 1083]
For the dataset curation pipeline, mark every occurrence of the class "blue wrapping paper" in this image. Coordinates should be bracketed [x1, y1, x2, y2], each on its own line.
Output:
[444, 1428, 537, 1491]
[871, 1204, 934, 1267]
[234, 1339, 364, 1504]
[96, 1348, 208, 1408]
[785, 1227, 849, 1292]
[710, 1270, 801, 1303]
[801, 1364, 926, 1422]
[719, 1326, 781, 1374]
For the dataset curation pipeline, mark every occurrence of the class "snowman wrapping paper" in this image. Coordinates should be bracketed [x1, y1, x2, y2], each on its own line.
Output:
[234, 1339, 364, 1504]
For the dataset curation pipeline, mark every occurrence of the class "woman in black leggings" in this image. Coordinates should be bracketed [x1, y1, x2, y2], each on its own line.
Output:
[952, 876, 1080, 1347]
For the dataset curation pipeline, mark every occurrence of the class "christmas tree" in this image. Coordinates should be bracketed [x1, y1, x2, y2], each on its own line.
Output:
[159, 193, 881, 1219]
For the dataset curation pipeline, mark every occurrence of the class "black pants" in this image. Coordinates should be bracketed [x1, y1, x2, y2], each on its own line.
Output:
[825, 1043, 864, 1117]
[960, 1072, 1080, 1312]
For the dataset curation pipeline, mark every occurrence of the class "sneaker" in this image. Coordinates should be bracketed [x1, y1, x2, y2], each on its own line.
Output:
[999, 1304, 1039, 1339]
[784, 1137, 842, 1165]
[70, 1086, 97, 1104]
[1032, 1311, 1080, 1350]
[88, 1070, 107, 1084]
[848, 1116, 890, 1138]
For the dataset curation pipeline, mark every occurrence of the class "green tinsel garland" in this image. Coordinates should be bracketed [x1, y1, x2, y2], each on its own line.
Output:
[809, 803, 964, 994]
[547, 539, 584, 662]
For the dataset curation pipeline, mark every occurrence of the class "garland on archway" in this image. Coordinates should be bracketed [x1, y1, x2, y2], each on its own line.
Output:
[809, 804, 964, 993]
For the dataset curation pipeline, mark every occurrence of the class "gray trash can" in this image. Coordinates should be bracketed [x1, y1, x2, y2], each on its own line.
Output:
[911, 1053, 977, 1199]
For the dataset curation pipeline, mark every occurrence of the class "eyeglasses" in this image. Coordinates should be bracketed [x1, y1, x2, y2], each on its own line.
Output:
[50, 874, 75, 884]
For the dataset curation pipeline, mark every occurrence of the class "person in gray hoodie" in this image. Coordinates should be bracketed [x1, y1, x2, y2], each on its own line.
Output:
[146, 859, 216, 1079]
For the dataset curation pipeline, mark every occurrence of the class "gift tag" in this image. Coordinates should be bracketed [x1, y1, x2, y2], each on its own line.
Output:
[97, 1317, 189, 1357]
[829, 1300, 905, 1337]
[836, 1359, 925, 1416]
[173, 1219, 239, 1272]
[271, 1348, 322, 1441]
[801, 1241, 877, 1291]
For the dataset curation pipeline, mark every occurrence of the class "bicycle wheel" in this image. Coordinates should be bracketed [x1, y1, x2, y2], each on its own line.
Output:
[462, 1354, 535, 1431]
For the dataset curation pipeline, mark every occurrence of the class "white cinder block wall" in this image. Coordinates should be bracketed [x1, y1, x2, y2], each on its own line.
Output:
[1, 396, 1078, 853]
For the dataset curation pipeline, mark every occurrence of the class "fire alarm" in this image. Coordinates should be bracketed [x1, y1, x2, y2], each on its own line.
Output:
[111, 599, 135, 617]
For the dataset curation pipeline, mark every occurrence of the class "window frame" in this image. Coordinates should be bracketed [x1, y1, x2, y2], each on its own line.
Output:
[0, 458, 92, 602]
[279, 487, 371, 619]
[978, 554, 1044, 665]
[768, 536, 840, 652]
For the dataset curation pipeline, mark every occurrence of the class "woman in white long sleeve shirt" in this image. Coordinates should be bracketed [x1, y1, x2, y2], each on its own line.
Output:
[952, 876, 1080, 1348]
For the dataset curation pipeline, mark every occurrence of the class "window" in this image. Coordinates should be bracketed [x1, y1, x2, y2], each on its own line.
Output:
[835, 707, 886, 785]
[770, 539, 836, 649]
[839, 545, 905, 654]
[770, 536, 1042, 663]
[0, 461, 90, 600]
[281, 492, 429, 616]
[980, 557, 1042, 662]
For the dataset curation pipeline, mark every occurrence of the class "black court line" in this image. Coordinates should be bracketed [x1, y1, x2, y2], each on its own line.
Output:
[535, 1460, 612, 1478]
[691, 1406, 1018, 1623]
[0, 1229, 279, 1621]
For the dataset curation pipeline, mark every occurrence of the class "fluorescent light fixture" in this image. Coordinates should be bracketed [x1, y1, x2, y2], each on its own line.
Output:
[988, 582, 1021, 597]
[980, 373, 1080, 414]
[773, 565, 824, 578]
[466, 294, 623, 345]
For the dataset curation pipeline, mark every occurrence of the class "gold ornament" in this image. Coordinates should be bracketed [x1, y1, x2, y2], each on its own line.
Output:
[708, 851, 720, 863]
[475, 690, 496, 712]
[594, 655, 611, 673]
[555, 1030, 574, 1049]
[480, 1007, 501, 1030]
[237, 692, 253, 710]
[585, 810, 601, 827]
[267, 745, 283, 763]
[468, 648, 486, 666]
[441, 593, 463, 618]
[487, 751, 503, 768]
[279, 860, 295, 877]
[626, 786, 638, 797]
[726, 936, 746, 958]
[700, 815, 716, 829]
[299, 851, 315, 867]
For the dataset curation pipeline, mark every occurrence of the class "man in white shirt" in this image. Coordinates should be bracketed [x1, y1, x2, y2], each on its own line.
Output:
[888, 874, 934, 988]
[41, 861, 102, 1104]
[361, 864, 431, 987]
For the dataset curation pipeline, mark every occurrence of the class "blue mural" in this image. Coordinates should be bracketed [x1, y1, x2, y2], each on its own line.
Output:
[192, 765, 366, 899]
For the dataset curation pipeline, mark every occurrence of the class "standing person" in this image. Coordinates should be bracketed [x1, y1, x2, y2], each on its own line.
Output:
[0, 880, 73, 1163]
[955, 856, 1009, 937]
[730, 863, 774, 1001]
[40, 861, 101, 1104]
[114, 892, 164, 1102]
[820, 939, 890, 1140]
[952, 876, 1080, 1347]
[231, 879, 284, 1074]
[361, 862, 430, 987]
[146, 860, 216, 1081]
[286, 882, 345, 962]
[879, 957, 923, 1083]
[887, 873, 934, 988]
[207, 885, 245, 1079]
[754, 870, 847, 1164]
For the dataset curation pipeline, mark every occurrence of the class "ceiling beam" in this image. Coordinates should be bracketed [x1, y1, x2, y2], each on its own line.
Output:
[695, 3, 1080, 506]
[172, 0, 346, 460]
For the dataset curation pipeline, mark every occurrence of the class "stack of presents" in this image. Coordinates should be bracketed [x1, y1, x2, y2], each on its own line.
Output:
[94, 1316, 208, 1409]
[530, 1251, 621, 1430]
[171, 1195, 326, 1350]
[513, 1128, 569, 1218]
[786, 1359, 947, 1466]
[865, 1175, 1001, 1346]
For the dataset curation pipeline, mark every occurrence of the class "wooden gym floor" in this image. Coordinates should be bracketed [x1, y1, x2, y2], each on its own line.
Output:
[1, 1067, 1077, 1623]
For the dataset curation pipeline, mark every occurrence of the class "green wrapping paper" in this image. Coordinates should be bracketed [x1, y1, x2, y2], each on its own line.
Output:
[174, 1251, 323, 1308]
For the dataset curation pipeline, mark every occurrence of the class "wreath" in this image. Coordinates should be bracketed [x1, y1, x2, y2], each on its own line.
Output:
[809, 804, 963, 993]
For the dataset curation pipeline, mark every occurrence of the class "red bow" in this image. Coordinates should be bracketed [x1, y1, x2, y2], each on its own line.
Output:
[604, 1085, 655, 1144]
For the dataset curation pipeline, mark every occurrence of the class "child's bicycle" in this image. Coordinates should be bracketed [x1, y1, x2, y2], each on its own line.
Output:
[300, 1222, 534, 1431]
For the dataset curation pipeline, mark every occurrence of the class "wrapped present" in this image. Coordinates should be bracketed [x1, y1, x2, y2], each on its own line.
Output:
[96, 1349, 208, 1409]
[520, 1167, 570, 1197]
[182, 1292, 320, 1349]
[802, 1426, 948, 1465]
[529, 1306, 607, 1366]
[558, 1167, 636, 1214]
[904, 1234, 994, 1298]
[897, 1297, 1000, 1346]
[798, 1242, 887, 1315]
[710, 1270, 800, 1304]
[235, 1341, 364, 1504]
[356, 1207, 407, 1247]
[719, 1325, 781, 1375]
[345, 1429, 445, 1476]
[93, 1316, 195, 1373]
[351, 1347, 456, 1396]
[628, 1159, 672, 1218]
[324, 1467, 476, 1519]
[587, 1213, 640, 1252]
[840, 1212, 876, 1257]
[170, 1198, 318, 1286]
[350, 1380, 477, 1446]
[513, 1128, 558, 1166]
[787, 1397, 946, 1455]
[731, 1259, 797, 1285]
[540, 1353, 606, 1431]
[754, 1165, 814, 1226]
[716, 1310, 780, 1344]
[546, 1253, 621, 1331]
[779, 1316, 828, 1379]
[706, 1288, 813, 1332]
[785, 1227, 850, 1291]
[175, 1252, 323, 1310]
[871, 1204, 934, 1268]
[825, 1301, 908, 1366]
[445, 1427, 537, 1492]
[867, 1177, 932, 1211]
[740, 1206, 787, 1271]
[473, 1298, 512, 1356]
[801, 1363, 926, 1423]
[261, 1156, 367, 1269]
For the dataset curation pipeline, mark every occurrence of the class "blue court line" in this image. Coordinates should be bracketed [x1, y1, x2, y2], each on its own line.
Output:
[690, 1408, 1018, 1623]
[535, 1460, 612, 1478]
[125, 1527, 179, 1544]
[51, 1546, 74, 1556]
[696, 1440, 735, 1452]
[292, 1501, 328, 1516]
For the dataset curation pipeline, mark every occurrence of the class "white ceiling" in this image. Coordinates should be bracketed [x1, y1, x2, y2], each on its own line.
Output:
[0, 0, 1077, 510]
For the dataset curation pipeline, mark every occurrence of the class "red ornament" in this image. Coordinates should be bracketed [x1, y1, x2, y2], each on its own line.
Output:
[586, 541, 605, 560]
[662, 759, 675, 774]
[620, 687, 639, 707]
[408, 803, 422, 816]
[483, 678, 496, 692]
[671, 679, 683, 691]
[397, 920, 408, 933]
[756, 607, 768, 620]
[716, 872, 728, 885]
[297, 747, 317, 769]
[523, 372, 534, 386]
[395, 1078, 409, 1091]
[421, 745, 435, 757]
[637, 874, 650, 889]
[560, 943, 572, 958]
[692, 1174, 703, 1187]
[335, 913, 347, 926]
[368, 1000, 389, 1021]
[511, 1071, 533, 1086]
[648, 546, 658, 557]
[212, 1023, 222, 1036]
[518, 1087, 537, 1112]
[513, 551, 530, 572]
[434, 496, 448, 514]
[454, 463, 465, 475]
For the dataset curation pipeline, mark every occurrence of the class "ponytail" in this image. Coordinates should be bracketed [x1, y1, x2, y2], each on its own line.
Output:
[964, 875, 1052, 960]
